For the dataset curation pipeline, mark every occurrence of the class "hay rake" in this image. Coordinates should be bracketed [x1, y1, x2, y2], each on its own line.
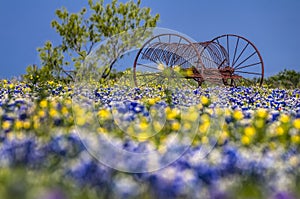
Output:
[133, 34, 264, 87]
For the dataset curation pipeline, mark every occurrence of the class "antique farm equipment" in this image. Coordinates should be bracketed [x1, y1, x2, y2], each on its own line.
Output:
[133, 34, 264, 87]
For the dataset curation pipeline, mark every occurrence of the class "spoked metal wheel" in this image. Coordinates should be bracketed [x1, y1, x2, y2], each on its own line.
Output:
[211, 34, 264, 87]
[133, 33, 203, 89]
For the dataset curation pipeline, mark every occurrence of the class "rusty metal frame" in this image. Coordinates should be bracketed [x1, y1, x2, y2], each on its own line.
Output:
[133, 33, 264, 87]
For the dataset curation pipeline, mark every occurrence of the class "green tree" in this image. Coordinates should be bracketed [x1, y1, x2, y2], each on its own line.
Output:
[24, 0, 159, 83]
[265, 69, 300, 89]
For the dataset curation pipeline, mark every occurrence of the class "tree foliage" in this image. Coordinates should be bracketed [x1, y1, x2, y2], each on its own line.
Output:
[264, 69, 300, 89]
[24, 0, 159, 83]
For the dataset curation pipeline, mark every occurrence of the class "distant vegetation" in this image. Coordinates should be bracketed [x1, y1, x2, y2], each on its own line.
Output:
[264, 69, 300, 89]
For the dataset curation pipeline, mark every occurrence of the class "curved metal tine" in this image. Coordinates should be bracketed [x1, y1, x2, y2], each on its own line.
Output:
[174, 37, 183, 55]
[177, 45, 199, 67]
[170, 38, 183, 65]
[177, 55, 198, 68]
[165, 46, 175, 66]
[173, 44, 190, 65]
[144, 42, 162, 63]
[136, 62, 162, 71]
[209, 45, 224, 65]
[234, 51, 257, 69]
[235, 61, 262, 70]
[201, 43, 224, 66]
[232, 37, 240, 66]
[148, 42, 163, 61]
[201, 54, 222, 67]
[140, 51, 160, 66]
[161, 43, 171, 66]
[232, 42, 249, 67]
[208, 50, 226, 68]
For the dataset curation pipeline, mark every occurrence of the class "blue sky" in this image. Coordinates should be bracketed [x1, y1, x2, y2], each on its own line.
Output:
[0, 0, 299, 79]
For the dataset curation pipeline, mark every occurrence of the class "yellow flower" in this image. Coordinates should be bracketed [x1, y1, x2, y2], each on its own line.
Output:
[276, 126, 285, 136]
[171, 121, 181, 131]
[49, 108, 58, 117]
[24, 87, 31, 93]
[293, 119, 300, 129]
[241, 135, 250, 145]
[39, 100, 48, 108]
[33, 121, 40, 129]
[23, 120, 31, 129]
[200, 96, 209, 106]
[148, 98, 156, 105]
[76, 117, 86, 126]
[197, 103, 203, 110]
[153, 121, 163, 132]
[269, 141, 276, 150]
[61, 107, 69, 116]
[201, 114, 210, 123]
[97, 127, 107, 134]
[201, 136, 209, 144]
[257, 108, 268, 118]
[225, 108, 231, 117]
[280, 114, 289, 123]
[166, 107, 180, 120]
[291, 135, 300, 144]
[65, 99, 72, 106]
[186, 68, 194, 76]
[98, 109, 111, 120]
[158, 63, 165, 71]
[173, 65, 181, 73]
[199, 122, 210, 134]
[148, 97, 161, 105]
[244, 126, 256, 137]
[183, 122, 191, 130]
[233, 110, 243, 120]
[139, 121, 149, 131]
[15, 120, 23, 130]
[158, 144, 167, 154]
[2, 121, 11, 130]
[218, 131, 229, 144]
[137, 132, 150, 142]
[255, 119, 265, 129]
[38, 110, 46, 117]
[183, 108, 199, 122]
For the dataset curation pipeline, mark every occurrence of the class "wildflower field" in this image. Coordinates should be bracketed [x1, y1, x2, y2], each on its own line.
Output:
[0, 78, 300, 199]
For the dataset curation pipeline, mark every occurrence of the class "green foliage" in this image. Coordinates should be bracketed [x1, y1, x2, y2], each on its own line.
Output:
[264, 69, 300, 89]
[24, 0, 159, 84]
